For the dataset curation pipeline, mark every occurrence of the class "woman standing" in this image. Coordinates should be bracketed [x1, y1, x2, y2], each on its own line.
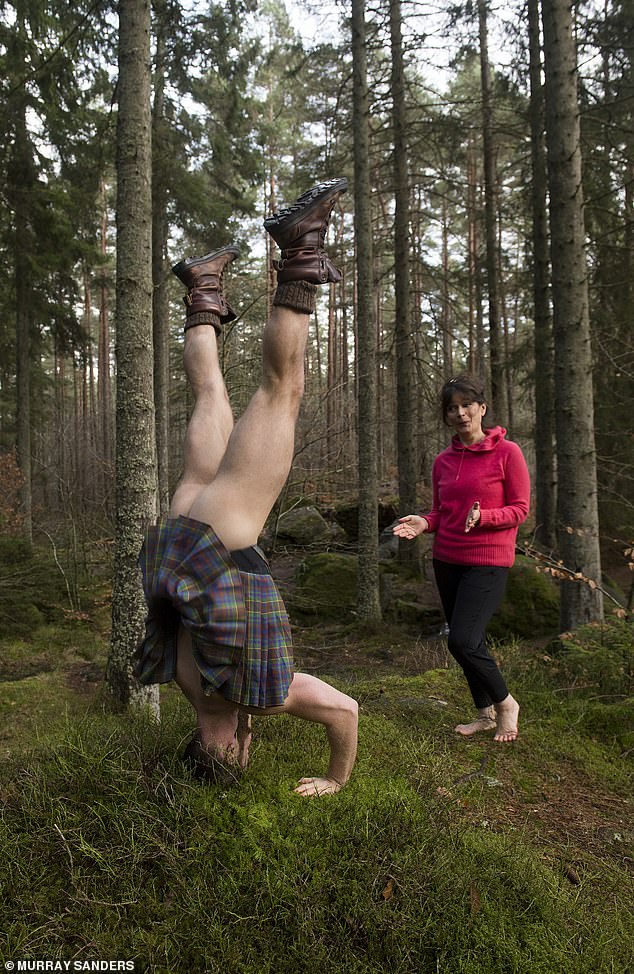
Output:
[394, 374, 529, 742]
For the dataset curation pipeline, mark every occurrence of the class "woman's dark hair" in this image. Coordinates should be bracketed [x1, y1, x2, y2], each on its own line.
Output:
[440, 373, 487, 423]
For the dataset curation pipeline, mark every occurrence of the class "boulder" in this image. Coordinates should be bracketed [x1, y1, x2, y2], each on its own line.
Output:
[290, 552, 357, 619]
[275, 506, 330, 546]
[488, 555, 560, 639]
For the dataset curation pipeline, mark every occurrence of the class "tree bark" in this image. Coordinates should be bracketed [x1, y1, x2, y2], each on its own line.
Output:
[9, 25, 34, 544]
[98, 177, 113, 515]
[542, 0, 603, 628]
[528, 0, 557, 550]
[390, 0, 418, 562]
[107, 0, 159, 708]
[352, 0, 381, 621]
[152, 8, 171, 516]
[477, 0, 505, 423]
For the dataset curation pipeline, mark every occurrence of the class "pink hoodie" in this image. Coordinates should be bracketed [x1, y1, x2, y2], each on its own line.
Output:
[421, 426, 530, 567]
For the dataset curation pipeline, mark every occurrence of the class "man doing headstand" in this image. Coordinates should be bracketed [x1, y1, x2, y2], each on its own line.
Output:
[134, 179, 358, 797]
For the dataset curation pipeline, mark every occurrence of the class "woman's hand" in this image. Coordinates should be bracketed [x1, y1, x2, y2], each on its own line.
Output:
[465, 501, 481, 533]
[393, 515, 429, 540]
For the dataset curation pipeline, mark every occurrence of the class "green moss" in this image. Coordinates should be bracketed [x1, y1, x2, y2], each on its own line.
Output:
[488, 556, 560, 640]
[1, 580, 633, 974]
[0, 538, 74, 637]
[1, 705, 631, 973]
[290, 551, 358, 619]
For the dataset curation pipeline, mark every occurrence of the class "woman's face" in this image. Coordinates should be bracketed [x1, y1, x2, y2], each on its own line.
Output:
[445, 393, 486, 444]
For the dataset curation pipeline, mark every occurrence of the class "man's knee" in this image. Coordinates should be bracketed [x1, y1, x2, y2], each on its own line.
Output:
[262, 369, 305, 407]
[339, 692, 359, 719]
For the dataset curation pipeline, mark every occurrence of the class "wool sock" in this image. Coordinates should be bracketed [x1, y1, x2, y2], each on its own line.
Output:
[272, 280, 317, 314]
[184, 311, 222, 334]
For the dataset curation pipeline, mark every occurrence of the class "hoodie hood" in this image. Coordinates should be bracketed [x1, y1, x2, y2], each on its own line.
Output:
[451, 425, 507, 453]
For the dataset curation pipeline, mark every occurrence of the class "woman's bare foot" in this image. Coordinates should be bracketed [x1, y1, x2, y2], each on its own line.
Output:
[455, 707, 496, 736]
[293, 776, 343, 797]
[455, 715, 497, 736]
[493, 695, 520, 742]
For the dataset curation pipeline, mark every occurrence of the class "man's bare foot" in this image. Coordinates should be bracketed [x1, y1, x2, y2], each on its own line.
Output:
[493, 695, 520, 742]
[455, 714, 497, 736]
[293, 776, 343, 797]
[236, 712, 252, 769]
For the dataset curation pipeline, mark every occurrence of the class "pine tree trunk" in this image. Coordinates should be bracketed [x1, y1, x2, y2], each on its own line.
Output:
[10, 74, 34, 543]
[152, 14, 171, 516]
[477, 0, 505, 423]
[467, 142, 480, 375]
[542, 0, 603, 628]
[352, 0, 381, 621]
[528, 0, 557, 550]
[98, 178, 113, 514]
[107, 0, 159, 709]
[441, 197, 452, 377]
[390, 0, 418, 562]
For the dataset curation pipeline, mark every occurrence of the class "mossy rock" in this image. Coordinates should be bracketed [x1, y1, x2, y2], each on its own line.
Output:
[488, 555, 560, 640]
[276, 506, 330, 546]
[389, 598, 443, 628]
[290, 552, 358, 619]
[289, 551, 395, 620]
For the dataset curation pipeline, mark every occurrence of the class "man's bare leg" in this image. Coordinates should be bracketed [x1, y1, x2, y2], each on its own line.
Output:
[168, 183, 352, 786]
[168, 321, 241, 768]
[243, 672, 358, 797]
[187, 301, 311, 549]
[169, 289, 312, 771]
[169, 325, 234, 519]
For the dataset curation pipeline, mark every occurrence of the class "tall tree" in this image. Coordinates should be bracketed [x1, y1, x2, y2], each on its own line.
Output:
[542, 0, 603, 628]
[527, 0, 556, 550]
[151, 0, 171, 516]
[107, 0, 159, 707]
[580, 0, 634, 544]
[477, 0, 505, 423]
[389, 0, 417, 561]
[352, 0, 381, 621]
[10, 93, 34, 544]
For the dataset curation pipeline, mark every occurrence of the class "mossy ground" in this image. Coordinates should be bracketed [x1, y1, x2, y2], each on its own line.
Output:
[0, 557, 632, 974]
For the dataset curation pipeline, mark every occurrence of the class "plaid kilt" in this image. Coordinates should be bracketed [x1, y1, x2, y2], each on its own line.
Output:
[134, 515, 293, 709]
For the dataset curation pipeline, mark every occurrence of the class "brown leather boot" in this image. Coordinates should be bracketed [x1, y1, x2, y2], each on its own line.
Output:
[172, 245, 240, 332]
[264, 178, 347, 284]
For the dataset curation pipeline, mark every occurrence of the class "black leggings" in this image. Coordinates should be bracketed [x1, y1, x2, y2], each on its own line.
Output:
[433, 559, 509, 708]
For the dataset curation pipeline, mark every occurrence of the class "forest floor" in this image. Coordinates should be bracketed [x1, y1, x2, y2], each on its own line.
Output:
[0, 550, 632, 974]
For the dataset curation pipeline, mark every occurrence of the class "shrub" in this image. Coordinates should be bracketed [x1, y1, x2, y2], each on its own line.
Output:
[553, 619, 634, 699]
[0, 538, 71, 637]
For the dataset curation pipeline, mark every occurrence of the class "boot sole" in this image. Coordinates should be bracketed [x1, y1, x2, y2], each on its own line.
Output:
[263, 178, 347, 234]
[171, 244, 240, 282]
